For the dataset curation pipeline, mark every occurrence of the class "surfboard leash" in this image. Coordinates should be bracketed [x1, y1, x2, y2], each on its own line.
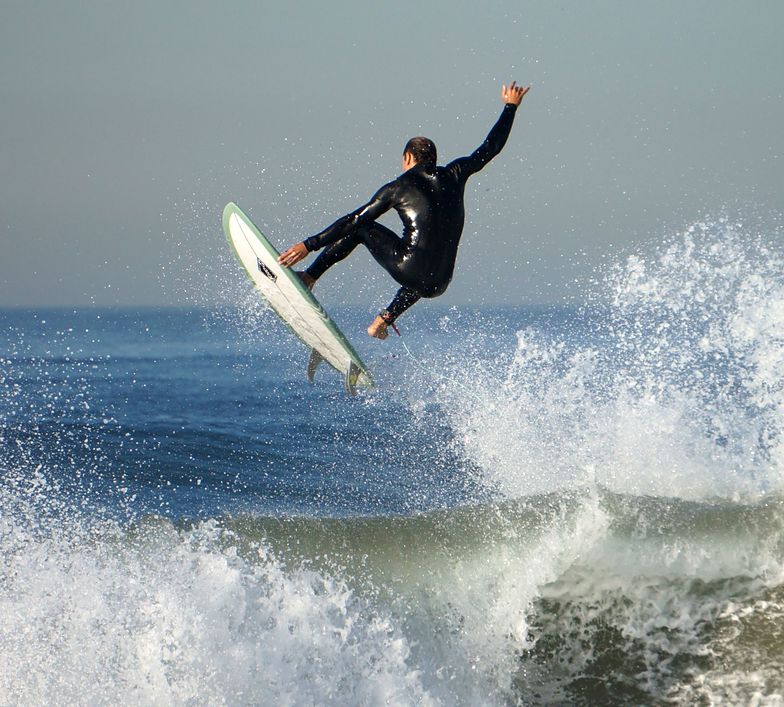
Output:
[390, 326, 485, 402]
[382, 312, 478, 396]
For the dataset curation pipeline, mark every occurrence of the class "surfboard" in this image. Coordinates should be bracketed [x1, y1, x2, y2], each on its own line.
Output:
[222, 202, 373, 394]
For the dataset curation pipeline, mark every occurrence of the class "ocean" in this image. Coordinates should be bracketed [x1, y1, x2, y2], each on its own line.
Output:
[1, 217, 783, 705]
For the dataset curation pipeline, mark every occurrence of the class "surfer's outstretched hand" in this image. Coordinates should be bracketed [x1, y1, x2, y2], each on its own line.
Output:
[501, 81, 529, 106]
[278, 242, 308, 267]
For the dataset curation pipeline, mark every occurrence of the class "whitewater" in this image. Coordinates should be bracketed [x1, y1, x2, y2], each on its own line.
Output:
[1, 215, 783, 705]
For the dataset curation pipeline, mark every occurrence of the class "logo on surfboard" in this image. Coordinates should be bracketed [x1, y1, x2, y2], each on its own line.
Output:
[256, 257, 277, 282]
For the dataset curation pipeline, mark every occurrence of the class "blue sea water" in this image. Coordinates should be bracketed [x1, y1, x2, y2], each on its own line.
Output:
[2, 217, 784, 704]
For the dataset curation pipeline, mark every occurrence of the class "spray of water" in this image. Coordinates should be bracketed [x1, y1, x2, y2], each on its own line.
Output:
[430, 215, 784, 503]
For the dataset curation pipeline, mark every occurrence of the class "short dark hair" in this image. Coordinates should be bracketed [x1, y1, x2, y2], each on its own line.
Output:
[403, 137, 437, 168]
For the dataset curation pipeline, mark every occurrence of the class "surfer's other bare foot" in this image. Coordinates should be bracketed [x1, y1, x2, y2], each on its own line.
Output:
[296, 272, 315, 291]
[367, 316, 389, 340]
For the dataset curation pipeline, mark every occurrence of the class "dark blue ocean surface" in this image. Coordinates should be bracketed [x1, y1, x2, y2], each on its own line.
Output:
[1, 305, 573, 520]
[1, 221, 783, 704]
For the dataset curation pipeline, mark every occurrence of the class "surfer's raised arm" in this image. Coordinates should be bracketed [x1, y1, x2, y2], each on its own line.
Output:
[447, 82, 530, 180]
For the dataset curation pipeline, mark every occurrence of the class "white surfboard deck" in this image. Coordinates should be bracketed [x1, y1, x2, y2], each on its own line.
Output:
[223, 202, 373, 394]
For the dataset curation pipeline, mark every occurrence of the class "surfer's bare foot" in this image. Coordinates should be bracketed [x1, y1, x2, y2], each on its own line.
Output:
[367, 316, 389, 340]
[296, 271, 315, 291]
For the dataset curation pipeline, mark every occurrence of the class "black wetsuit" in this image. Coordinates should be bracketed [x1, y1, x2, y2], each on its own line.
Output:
[304, 103, 518, 322]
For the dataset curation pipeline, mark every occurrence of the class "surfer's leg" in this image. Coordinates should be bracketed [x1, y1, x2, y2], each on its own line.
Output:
[305, 230, 364, 281]
[383, 286, 421, 321]
[305, 221, 403, 281]
[296, 271, 316, 290]
[360, 226, 430, 324]
[358, 222, 405, 275]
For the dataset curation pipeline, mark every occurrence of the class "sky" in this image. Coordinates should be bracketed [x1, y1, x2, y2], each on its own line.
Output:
[1, 0, 782, 309]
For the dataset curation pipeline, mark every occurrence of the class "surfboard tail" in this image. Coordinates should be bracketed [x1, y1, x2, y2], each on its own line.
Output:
[308, 349, 361, 396]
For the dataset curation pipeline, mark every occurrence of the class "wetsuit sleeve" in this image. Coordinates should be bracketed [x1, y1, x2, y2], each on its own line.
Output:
[303, 182, 396, 251]
[382, 287, 421, 323]
[447, 103, 518, 181]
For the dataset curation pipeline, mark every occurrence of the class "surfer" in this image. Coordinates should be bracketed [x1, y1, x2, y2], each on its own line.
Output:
[278, 81, 530, 339]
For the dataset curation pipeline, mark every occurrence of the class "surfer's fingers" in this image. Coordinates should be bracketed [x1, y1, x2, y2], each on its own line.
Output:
[278, 247, 297, 265]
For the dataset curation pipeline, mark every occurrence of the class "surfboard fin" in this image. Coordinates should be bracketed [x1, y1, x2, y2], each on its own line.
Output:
[307, 348, 325, 382]
[345, 361, 360, 396]
[308, 349, 361, 395]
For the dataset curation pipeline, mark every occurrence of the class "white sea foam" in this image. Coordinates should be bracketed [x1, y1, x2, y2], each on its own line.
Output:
[1, 470, 783, 704]
[0, 509, 436, 706]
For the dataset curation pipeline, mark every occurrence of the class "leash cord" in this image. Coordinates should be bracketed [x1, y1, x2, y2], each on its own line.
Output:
[393, 329, 484, 401]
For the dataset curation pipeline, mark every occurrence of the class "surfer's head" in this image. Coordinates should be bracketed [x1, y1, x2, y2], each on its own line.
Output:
[403, 137, 437, 171]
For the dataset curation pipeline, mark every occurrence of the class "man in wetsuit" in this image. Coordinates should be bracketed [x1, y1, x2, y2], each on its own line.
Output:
[278, 81, 530, 339]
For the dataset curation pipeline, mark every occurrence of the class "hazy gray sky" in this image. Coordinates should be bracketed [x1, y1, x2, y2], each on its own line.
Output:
[2, 0, 782, 308]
